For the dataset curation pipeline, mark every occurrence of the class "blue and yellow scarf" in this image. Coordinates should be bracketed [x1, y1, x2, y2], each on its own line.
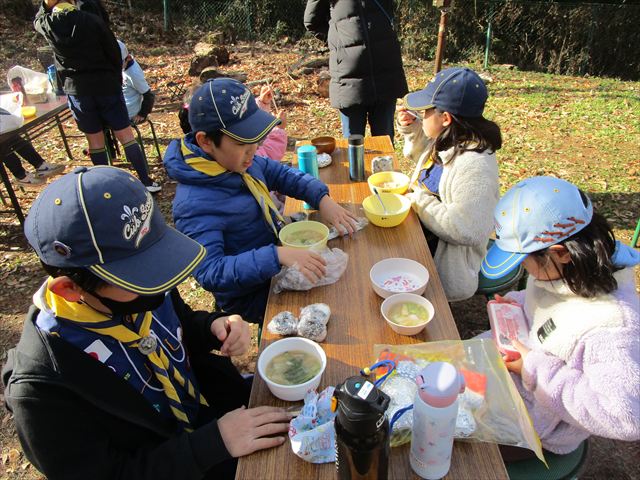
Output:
[181, 139, 285, 236]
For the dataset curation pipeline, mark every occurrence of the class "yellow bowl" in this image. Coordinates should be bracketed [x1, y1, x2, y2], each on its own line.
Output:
[362, 193, 411, 228]
[21, 106, 37, 118]
[368, 171, 410, 195]
[279, 220, 329, 251]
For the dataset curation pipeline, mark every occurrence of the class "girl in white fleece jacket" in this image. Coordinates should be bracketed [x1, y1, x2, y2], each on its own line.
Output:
[398, 67, 501, 301]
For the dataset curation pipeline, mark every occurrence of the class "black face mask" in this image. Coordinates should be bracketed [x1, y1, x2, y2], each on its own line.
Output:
[88, 290, 166, 315]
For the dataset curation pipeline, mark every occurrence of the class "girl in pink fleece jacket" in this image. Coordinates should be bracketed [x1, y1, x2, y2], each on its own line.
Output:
[480, 176, 640, 457]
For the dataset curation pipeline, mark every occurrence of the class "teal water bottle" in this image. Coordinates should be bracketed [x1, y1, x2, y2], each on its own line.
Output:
[297, 145, 319, 210]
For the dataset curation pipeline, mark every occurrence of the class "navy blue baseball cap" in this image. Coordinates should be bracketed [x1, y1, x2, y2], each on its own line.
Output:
[403, 67, 488, 117]
[24, 166, 206, 295]
[188, 78, 280, 143]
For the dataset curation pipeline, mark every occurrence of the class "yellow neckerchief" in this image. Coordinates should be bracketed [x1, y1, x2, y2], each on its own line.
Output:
[44, 282, 207, 432]
[181, 139, 285, 236]
[409, 152, 436, 189]
[52, 2, 76, 13]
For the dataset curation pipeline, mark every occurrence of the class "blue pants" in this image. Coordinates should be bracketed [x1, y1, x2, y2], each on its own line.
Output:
[339, 99, 397, 143]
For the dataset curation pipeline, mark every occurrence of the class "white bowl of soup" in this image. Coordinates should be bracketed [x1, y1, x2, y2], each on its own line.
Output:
[279, 220, 329, 251]
[370, 258, 430, 298]
[381, 293, 435, 336]
[257, 337, 327, 401]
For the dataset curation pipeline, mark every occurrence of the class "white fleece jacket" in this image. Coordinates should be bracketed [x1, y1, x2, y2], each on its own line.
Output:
[399, 119, 500, 301]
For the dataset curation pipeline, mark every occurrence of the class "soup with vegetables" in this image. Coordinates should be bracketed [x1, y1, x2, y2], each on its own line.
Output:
[265, 350, 322, 386]
[284, 229, 325, 246]
[388, 302, 430, 326]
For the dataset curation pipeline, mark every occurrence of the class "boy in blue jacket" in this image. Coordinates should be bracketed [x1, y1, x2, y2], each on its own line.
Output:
[164, 78, 356, 323]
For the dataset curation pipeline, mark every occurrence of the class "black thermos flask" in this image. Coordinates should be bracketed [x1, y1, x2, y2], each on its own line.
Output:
[333, 376, 391, 480]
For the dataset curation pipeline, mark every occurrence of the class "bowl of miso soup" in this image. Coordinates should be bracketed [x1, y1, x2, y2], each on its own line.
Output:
[381, 293, 435, 336]
[279, 220, 329, 251]
[257, 337, 327, 401]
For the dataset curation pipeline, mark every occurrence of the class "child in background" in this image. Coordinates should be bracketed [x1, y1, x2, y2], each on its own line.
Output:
[481, 176, 640, 458]
[34, 0, 160, 193]
[117, 40, 155, 124]
[164, 78, 357, 324]
[397, 67, 501, 302]
[3, 137, 64, 186]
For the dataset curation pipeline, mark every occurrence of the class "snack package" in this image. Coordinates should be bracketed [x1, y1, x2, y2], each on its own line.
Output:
[288, 387, 337, 463]
[373, 340, 545, 463]
[487, 301, 530, 361]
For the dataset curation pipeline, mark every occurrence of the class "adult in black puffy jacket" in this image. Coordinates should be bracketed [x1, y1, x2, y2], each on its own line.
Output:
[304, 0, 408, 140]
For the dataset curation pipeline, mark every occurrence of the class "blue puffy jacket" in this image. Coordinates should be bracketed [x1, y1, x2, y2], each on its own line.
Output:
[164, 134, 329, 322]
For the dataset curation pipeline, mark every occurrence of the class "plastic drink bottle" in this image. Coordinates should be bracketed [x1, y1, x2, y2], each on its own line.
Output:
[410, 362, 466, 479]
[348, 134, 365, 181]
[333, 376, 390, 480]
[297, 145, 319, 209]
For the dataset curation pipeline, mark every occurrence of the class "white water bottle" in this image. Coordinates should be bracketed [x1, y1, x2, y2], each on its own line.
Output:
[410, 362, 465, 479]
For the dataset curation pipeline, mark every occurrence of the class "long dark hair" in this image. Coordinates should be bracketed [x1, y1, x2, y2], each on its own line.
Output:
[428, 110, 502, 164]
[529, 196, 620, 297]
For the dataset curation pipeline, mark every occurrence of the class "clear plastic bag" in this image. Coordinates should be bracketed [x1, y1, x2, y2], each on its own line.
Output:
[0, 92, 24, 134]
[373, 339, 545, 463]
[273, 247, 348, 293]
[7, 66, 51, 96]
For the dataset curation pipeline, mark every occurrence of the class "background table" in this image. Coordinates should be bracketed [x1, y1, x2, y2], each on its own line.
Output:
[236, 136, 507, 480]
[0, 94, 72, 224]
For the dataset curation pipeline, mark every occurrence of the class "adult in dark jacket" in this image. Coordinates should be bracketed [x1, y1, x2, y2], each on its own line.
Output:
[304, 0, 408, 139]
[2, 166, 290, 480]
[34, 0, 160, 192]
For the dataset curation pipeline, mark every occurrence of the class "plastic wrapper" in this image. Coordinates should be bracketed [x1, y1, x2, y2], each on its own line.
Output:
[327, 216, 369, 240]
[0, 92, 24, 134]
[288, 387, 337, 463]
[371, 155, 394, 173]
[267, 311, 299, 335]
[273, 247, 348, 293]
[267, 303, 331, 342]
[317, 152, 332, 168]
[373, 339, 545, 462]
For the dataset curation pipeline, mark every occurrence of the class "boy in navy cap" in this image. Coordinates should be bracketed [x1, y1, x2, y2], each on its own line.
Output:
[164, 78, 357, 324]
[2, 167, 291, 480]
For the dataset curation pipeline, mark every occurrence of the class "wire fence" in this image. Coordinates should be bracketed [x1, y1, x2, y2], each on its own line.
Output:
[105, 0, 639, 80]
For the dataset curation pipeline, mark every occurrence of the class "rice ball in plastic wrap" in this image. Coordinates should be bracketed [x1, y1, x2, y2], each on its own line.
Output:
[300, 303, 331, 325]
[297, 319, 327, 342]
[267, 311, 299, 336]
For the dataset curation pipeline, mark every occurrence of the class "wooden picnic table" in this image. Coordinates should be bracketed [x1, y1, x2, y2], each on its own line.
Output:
[236, 136, 507, 480]
[0, 94, 72, 224]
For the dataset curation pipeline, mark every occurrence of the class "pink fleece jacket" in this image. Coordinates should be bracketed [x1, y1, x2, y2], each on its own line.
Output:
[503, 267, 640, 454]
[255, 97, 287, 161]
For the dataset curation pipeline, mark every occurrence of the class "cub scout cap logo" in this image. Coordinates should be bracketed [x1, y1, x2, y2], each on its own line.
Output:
[24, 166, 205, 295]
[188, 77, 280, 144]
[481, 176, 593, 279]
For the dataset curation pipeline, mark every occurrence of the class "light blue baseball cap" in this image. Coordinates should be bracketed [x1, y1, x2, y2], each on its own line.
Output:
[481, 176, 593, 279]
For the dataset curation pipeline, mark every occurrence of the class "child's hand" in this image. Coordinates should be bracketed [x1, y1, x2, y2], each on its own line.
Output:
[277, 110, 287, 130]
[277, 247, 327, 282]
[504, 340, 531, 375]
[318, 195, 358, 236]
[259, 86, 274, 106]
[218, 406, 291, 458]
[396, 107, 417, 127]
[210, 314, 250, 356]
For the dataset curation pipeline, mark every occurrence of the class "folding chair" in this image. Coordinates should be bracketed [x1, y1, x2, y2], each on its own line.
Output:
[631, 218, 640, 248]
[167, 80, 187, 102]
[130, 118, 162, 163]
[506, 439, 590, 480]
